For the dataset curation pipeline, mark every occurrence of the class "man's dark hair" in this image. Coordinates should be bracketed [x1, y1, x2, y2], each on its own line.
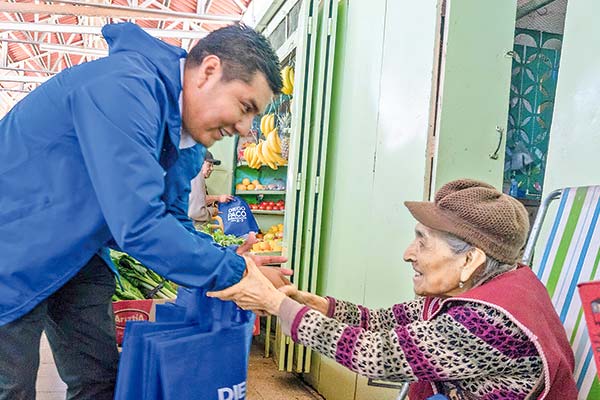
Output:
[187, 24, 282, 94]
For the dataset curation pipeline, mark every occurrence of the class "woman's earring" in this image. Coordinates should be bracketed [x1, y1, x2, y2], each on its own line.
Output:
[458, 281, 465, 289]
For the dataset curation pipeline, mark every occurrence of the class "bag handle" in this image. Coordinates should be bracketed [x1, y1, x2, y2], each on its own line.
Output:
[183, 288, 253, 329]
[184, 289, 213, 333]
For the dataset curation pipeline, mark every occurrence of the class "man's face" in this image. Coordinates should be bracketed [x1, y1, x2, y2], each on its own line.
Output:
[201, 160, 214, 179]
[182, 55, 274, 147]
[402, 223, 466, 297]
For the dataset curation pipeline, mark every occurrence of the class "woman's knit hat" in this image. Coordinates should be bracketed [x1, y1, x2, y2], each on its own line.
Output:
[404, 179, 530, 264]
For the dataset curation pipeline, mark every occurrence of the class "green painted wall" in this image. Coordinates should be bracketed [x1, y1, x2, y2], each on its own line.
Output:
[311, 0, 438, 398]
[433, 0, 517, 191]
[541, 0, 599, 194]
[318, 0, 438, 306]
[205, 138, 236, 195]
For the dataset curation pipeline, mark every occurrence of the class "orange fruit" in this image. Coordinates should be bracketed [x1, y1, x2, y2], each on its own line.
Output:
[236, 183, 246, 191]
[242, 178, 251, 186]
[246, 184, 255, 191]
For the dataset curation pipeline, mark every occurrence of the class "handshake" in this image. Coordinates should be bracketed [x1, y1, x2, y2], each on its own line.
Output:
[209, 232, 329, 317]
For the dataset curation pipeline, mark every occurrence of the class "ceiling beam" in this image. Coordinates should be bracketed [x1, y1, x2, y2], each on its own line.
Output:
[232, 0, 247, 13]
[2, 7, 50, 71]
[0, 40, 8, 68]
[1, 75, 48, 83]
[0, 66, 56, 75]
[0, 1, 240, 24]
[0, 37, 107, 58]
[40, 43, 107, 57]
[0, 21, 208, 39]
[0, 88, 32, 93]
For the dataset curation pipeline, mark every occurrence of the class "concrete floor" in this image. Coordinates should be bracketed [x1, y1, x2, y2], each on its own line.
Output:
[36, 334, 321, 400]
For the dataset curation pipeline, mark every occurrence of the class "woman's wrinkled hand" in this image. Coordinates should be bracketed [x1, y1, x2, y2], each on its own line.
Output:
[278, 285, 305, 303]
[207, 256, 286, 315]
[278, 285, 330, 315]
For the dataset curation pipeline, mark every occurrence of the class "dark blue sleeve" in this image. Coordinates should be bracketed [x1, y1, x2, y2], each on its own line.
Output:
[162, 144, 207, 236]
[70, 75, 245, 290]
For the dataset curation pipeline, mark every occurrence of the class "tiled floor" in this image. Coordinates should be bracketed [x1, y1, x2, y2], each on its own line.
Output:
[36, 334, 67, 400]
[36, 334, 321, 400]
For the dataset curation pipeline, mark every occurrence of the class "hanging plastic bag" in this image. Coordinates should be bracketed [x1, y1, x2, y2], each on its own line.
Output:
[217, 196, 259, 236]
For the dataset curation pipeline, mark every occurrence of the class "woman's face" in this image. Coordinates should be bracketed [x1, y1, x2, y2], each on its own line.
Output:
[403, 223, 467, 297]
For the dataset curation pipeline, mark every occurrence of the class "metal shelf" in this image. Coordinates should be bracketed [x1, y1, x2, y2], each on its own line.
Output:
[237, 161, 288, 168]
[236, 190, 286, 195]
[251, 210, 285, 215]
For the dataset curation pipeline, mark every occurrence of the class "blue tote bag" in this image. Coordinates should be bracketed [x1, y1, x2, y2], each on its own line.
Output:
[114, 289, 212, 400]
[114, 288, 255, 400]
[153, 300, 254, 400]
[217, 196, 259, 236]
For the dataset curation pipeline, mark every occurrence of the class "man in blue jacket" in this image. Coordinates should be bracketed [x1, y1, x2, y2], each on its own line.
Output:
[0, 22, 286, 399]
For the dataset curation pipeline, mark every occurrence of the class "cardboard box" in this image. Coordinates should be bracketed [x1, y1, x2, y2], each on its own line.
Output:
[112, 299, 173, 345]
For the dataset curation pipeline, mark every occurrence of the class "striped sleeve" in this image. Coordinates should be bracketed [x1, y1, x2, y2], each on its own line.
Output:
[288, 301, 542, 392]
[327, 297, 424, 330]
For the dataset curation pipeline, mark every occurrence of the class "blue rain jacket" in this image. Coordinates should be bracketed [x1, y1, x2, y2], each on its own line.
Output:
[0, 23, 246, 326]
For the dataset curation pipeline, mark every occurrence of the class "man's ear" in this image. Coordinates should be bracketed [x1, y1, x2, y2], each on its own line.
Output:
[194, 55, 222, 88]
[460, 247, 486, 283]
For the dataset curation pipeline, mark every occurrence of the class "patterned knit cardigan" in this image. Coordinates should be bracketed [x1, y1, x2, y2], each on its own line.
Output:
[279, 268, 577, 399]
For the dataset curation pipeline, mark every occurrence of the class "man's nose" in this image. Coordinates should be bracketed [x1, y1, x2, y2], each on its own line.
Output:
[235, 115, 254, 137]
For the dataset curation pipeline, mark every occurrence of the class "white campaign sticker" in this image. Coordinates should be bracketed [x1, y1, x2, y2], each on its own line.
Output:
[217, 381, 246, 400]
[227, 206, 247, 223]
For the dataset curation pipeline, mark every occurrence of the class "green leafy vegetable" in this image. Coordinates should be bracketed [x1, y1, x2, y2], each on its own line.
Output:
[199, 226, 245, 247]
[110, 251, 177, 301]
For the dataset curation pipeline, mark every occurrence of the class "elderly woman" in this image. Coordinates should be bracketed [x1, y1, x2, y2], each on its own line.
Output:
[209, 179, 577, 399]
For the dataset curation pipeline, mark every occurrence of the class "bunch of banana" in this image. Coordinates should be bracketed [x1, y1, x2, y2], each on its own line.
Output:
[242, 129, 287, 170]
[281, 65, 294, 95]
[259, 113, 275, 134]
[243, 143, 260, 169]
[261, 129, 287, 169]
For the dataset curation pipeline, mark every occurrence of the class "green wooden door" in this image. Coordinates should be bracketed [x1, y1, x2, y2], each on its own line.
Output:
[432, 0, 517, 193]
[276, 0, 319, 371]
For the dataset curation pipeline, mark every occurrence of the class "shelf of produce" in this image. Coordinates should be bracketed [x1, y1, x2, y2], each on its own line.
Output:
[237, 161, 288, 168]
[251, 210, 285, 215]
[249, 251, 283, 257]
[236, 190, 286, 195]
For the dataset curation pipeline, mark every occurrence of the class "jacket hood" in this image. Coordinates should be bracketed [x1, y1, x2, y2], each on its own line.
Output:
[102, 22, 188, 157]
[102, 22, 187, 105]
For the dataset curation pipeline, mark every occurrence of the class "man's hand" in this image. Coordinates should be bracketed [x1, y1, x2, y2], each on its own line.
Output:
[208, 256, 286, 315]
[236, 232, 292, 288]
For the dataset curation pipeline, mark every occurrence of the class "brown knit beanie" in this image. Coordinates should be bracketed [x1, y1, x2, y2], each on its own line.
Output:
[404, 179, 529, 264]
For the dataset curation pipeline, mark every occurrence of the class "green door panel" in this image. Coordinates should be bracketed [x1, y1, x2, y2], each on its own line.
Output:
[433, 0, 517, 190]
[282, 0, 319, 280]
[360, 0, 439, 308]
